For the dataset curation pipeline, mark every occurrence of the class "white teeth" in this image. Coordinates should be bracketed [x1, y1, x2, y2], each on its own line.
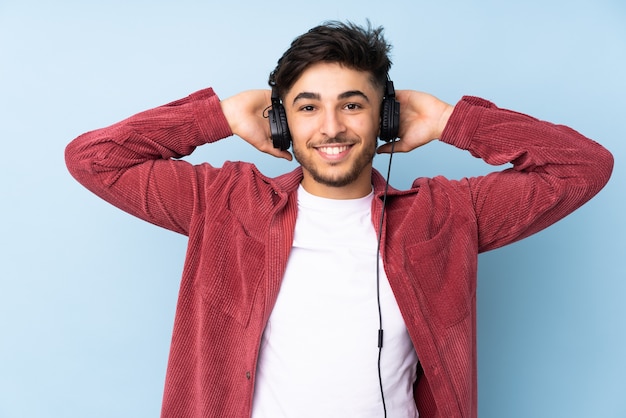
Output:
[319, 145, 348, 155]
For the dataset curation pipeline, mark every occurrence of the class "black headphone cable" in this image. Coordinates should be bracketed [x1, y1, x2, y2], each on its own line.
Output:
[375, 138, 396, 418]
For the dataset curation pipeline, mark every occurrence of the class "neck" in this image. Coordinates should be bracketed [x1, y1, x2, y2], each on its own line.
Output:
[300, 169, 373, 200]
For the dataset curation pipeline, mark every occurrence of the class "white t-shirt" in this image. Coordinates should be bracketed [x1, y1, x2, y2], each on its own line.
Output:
[252, 185, 419, 418]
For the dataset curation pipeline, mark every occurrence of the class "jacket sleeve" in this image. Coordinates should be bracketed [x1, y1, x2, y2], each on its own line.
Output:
[439, 96, 614, 252]
[65, 88, 233, 235]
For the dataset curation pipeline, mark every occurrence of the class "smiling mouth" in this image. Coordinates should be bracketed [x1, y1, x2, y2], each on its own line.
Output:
[316, 144, 352, 156]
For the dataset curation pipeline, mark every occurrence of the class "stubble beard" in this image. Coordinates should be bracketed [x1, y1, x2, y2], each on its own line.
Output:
[293, 137, 377, 188]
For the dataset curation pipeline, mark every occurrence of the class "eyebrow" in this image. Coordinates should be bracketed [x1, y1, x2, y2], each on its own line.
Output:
[291, 90, 370, 105]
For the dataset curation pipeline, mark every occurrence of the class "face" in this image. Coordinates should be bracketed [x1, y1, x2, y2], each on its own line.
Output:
[283, 62, 382, 199]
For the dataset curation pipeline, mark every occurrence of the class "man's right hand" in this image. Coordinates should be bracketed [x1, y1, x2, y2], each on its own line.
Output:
[220, 90, 293, 161]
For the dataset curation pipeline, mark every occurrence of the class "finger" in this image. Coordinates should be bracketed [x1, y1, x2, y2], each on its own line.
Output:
[268, 149, 293, 161]
[377, 142, 402, 154]
[266, 148, 293, 161]
[257, 140, 293, 161]
[376, 140, 412, 154]
[278, 150, 293, 161]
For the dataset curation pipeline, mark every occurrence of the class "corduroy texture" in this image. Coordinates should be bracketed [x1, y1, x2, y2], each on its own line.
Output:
[65, 89, 613, 418]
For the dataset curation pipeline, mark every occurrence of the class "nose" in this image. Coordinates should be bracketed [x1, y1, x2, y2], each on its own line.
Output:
[319, 109, 346, 139]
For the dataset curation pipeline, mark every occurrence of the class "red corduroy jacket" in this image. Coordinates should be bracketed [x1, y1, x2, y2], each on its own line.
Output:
[65, 88, 613, 417]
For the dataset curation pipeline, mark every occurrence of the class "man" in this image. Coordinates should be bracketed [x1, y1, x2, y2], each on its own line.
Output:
[65, 21, 613, 418]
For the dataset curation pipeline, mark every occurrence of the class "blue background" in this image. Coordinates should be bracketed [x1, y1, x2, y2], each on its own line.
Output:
[1, 1, 624, 417]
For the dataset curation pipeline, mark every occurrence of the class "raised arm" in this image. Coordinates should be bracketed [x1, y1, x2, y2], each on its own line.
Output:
[65, 88, 233, 235]
[446, 96, 612, 251]
[381, 90, 613, 252]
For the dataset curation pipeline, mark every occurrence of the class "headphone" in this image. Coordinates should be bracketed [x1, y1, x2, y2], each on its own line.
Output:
[268, 79, 400, 150]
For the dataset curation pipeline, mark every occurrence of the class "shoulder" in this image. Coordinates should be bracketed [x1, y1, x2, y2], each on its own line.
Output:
[198, 161, 302, 197]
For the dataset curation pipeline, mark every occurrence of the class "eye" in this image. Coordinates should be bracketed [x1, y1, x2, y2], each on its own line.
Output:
[344, 102, 362, 111]
[299, 105, 316, 112]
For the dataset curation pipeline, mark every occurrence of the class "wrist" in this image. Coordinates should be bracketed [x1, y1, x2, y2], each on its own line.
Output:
[437, 103, 454, 139]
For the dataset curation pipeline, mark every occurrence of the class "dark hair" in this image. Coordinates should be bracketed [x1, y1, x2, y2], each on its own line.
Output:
[268, 20, 392, 98]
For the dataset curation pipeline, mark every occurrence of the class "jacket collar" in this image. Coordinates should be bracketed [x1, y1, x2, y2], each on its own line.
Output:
[272, 166, 411, 199]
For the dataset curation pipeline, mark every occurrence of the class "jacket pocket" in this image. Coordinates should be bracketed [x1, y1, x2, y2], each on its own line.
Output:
[405, 220, 476, 328]
[199, 209, 265, 328]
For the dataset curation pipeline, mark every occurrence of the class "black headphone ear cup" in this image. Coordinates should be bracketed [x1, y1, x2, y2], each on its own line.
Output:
[379, 96, 400, 142]
[269, 102, 292, 151]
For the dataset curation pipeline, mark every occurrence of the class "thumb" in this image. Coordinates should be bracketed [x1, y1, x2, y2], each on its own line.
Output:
[376, 139, 411, 154]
